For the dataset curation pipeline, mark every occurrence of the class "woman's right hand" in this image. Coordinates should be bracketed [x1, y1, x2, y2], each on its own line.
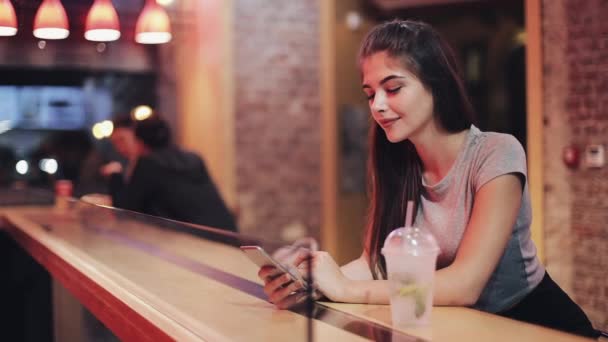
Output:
[258, 266, 305, 309]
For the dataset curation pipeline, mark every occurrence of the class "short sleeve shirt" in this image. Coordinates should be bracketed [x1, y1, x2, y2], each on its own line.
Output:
[415, 125, 544, 312]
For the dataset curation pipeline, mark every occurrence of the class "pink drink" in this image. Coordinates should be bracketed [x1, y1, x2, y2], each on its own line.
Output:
[382, 226, 438, 327]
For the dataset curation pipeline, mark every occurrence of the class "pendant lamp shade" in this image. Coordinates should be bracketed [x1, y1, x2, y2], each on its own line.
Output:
[0, 0, 17, 36]
[33, 0, 69, 40]
[85, 0, 120, 42]
[135, 0, 172, 44]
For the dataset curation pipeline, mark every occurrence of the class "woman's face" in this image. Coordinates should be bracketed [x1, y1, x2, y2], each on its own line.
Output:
[361, 51, 435, 143]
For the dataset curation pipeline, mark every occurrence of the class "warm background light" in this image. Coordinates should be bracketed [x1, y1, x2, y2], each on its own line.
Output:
[135, 0, 172, 44]
[132, 105, 153, 121]
[92, 124, 104, 140]
[33, 0, 70, 40]
[156, 0, 174, 6]
[15, 160, 28, 175]
[3, 0, 173, 44]
[0, 0, 18, 36]
[85, 0, 121, 42]
[92, 120, 114, 139]
[39, 158, 58, 174]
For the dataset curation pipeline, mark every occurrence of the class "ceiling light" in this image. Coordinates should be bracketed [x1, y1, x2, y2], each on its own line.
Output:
[33, 0, 70, 40]
[0, 0, 18, 37]
[85, 0, 121, 42]
[135, 0, 172, 44]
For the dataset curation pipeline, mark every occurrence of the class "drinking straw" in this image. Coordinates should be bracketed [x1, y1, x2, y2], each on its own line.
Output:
[405, 200, 414, 227]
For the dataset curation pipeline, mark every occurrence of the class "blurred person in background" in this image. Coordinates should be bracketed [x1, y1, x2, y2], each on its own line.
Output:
[100, 116, 237, 232]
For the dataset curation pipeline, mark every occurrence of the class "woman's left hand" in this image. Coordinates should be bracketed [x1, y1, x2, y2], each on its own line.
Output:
[296, 251, 350, 302]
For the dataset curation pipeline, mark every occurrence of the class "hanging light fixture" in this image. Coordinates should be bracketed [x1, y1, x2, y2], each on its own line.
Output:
[0, 0, 17, 36]
[135, 0, 172, 44]
[85, 0, 120, 42]
[33, 0, 69, 40]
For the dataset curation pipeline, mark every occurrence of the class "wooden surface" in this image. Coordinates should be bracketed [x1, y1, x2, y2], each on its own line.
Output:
[0, 206, 593, 341]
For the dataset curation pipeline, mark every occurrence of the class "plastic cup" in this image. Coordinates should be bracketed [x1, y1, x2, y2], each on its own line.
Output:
[382, 226, 439, 327]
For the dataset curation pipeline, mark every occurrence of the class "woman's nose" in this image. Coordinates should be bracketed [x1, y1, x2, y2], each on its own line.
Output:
[371, 92, 387, 113]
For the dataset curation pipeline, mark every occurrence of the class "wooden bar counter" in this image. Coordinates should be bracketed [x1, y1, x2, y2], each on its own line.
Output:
[0, 205, 593, 341]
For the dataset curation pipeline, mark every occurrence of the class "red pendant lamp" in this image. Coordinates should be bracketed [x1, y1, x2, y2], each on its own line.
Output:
[85, 0, 120, 42]
[135, 0, 172, 44]
[33, 0, 69, 40]
[0, 0, 17, 36]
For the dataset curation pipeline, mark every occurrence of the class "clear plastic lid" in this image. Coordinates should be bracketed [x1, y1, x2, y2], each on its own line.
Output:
[381, 226, 439, 256]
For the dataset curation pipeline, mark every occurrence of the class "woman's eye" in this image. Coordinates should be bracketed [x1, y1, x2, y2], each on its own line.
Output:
[386, 86, 402, 94]
[365, 93, 375, 101]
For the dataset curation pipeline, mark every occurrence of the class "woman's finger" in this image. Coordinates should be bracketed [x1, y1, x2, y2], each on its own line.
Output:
[292, 249, 314, 267]
[258, 266, 280, 282]
[275, 291, 308, 309]
[269, 279, 304, 305]
[263, 273, 294, 298]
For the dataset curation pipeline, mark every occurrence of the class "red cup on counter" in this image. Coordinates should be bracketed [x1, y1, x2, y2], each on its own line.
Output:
[54, 179, 73, 210]
[55, 180, 73, 196]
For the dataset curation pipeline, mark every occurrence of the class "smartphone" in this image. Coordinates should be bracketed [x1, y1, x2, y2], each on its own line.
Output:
[240, 245, 307, 289]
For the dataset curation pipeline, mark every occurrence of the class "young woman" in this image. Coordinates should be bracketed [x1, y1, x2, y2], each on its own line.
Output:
[259, 20, 599, 338]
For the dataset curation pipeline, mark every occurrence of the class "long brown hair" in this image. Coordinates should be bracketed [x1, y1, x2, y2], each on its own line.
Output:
[359, 20, 475, 279]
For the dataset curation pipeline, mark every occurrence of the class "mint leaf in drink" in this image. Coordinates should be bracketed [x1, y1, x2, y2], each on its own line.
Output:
[398, 284, 418, 297]
[414, 286, 428, 318]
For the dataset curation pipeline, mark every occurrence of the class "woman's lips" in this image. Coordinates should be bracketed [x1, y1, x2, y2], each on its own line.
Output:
[378, 117, 399, 128]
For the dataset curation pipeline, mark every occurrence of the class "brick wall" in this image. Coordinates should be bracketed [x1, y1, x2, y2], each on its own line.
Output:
[543, 0, 607, 330]
[234, 0, 321, 242]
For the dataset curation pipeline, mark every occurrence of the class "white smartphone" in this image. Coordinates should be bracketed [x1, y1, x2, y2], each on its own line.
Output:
[240, 245, 307, 289]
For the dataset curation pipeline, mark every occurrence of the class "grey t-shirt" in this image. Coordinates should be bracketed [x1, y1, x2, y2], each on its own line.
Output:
[415, 125, 544, 313]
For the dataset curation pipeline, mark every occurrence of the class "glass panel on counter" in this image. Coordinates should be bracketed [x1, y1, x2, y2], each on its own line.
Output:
[0, 191, 418, 341]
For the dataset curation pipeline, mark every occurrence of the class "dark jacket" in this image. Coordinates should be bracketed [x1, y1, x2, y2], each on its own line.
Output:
[109, 146, 237, 232]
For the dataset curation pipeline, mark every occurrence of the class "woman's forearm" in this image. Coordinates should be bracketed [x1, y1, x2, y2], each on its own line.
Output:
[340, 255, 373, 281]
[336, 279, 391, 304]
[321, 253, 478, 306]
[432, 266, 479, 306]
[333, 268, 475, 306]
